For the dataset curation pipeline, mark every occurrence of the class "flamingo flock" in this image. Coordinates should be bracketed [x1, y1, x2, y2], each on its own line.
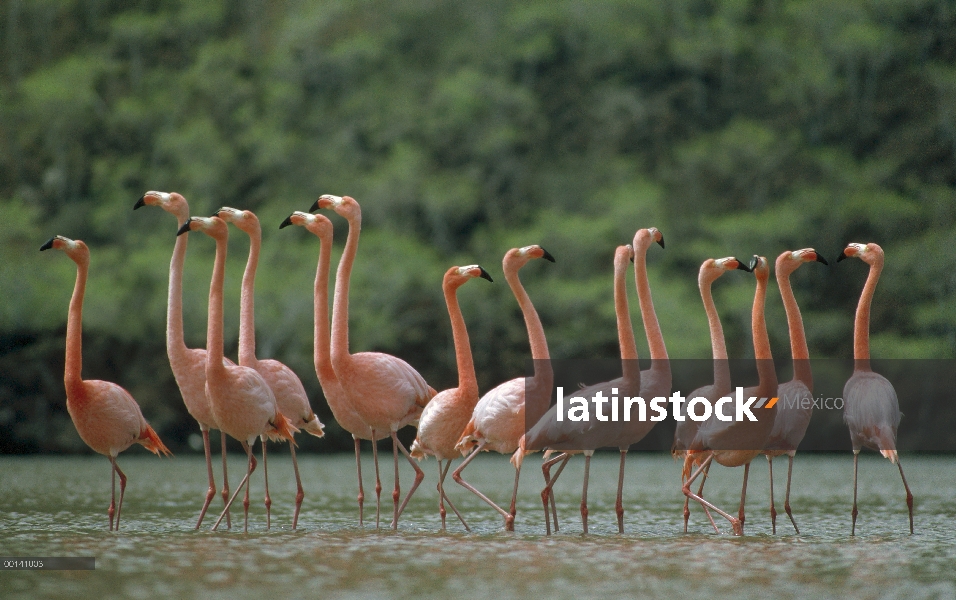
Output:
[38, 193, 915, 536]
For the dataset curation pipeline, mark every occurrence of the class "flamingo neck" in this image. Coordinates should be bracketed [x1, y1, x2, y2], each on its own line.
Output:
[64, 256, 88, 395]
[634, 244, 668, 361]
[853, 258, 882, 369]
[444, 280, 479, 400]
[206, 235, 228, 378]
[238, 226, 260, 367]
[700, 276, 730, 392]
[167, 214, 189, 362]
[331, 211, 360, 370]
[314, 232, 336, 385]
[613, 260, 640, 387]
[777, 267, 812, 389]
[504, 259, 552, 425]
[752, 273, 777, 394]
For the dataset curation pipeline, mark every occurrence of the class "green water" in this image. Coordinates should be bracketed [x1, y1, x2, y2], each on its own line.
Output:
[1, 453, 954, 599]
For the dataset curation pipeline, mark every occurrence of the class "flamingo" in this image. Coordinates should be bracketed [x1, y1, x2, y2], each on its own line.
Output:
[763, 248, 828, 534]
[311, 194, 436, 530]
[409, 264, 494, 531]
[523, 244, 640, 535]
[216, 207, 324, 529]
[453, 245, 555, 532]
[280, 211, 387, 527]
[134, 191, 233, 529]
[682, 255, 777, 536]
[40, 235, 172, 530]
[177, 216, 298, 532]
[838, 242, 914, 535]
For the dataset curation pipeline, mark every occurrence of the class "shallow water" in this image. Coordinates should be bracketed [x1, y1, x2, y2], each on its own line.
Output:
[1, 453, 954, 599]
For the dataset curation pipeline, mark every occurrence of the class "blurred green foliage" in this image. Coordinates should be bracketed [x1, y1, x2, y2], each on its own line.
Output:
[1, 0, 954, 453]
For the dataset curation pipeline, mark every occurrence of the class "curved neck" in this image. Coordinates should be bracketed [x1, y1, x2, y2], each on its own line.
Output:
[167, 215, 189, 360]
[854, 259, 881, 369]
[634, 245, 668, 360]
[64, 258, 88, 392]
[238, 226, 260, 366]
[331, 212, 360, 368]
[206, 236, 228, 376]
[444, 280, 478, 399]
[752, 274, 777, 391]
[314, 233, 336, 384]
[504, 259, 552, 426]
[700, 276, 730, 391]
[614, 261, 640, 386]
[777, 267, 812, 388]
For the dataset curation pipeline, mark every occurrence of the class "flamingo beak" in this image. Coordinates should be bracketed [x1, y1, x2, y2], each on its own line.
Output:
[133, 196, 147, 210]
[733, 257, 751, 272]
[541, 248, 556, 263]
[478, 267, 494, 282]
[279, 214, 294, 229]
[176, 219, 194, 236]
[814, 252, 829, 266]
[40, 237, 55, 251]
[657, 235, 665, 249]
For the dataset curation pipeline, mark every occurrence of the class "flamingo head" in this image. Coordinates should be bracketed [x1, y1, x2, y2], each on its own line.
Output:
[837, 242, 883, 266]
[40, 235, 89, 266]
[280, 211, 333, 241]
[776, 248, 828, 276]
[177, 216, 228, 240]
[615, 244, 635, 269]
[633, 227, 665, 250]
[699, 256, 750, 285]
[135, 191, 189, 222]
[444, 264, 494, 289]
[311, 195, 360, 221]
[214, 207, 260, 235]
[749, 255, 770, 280]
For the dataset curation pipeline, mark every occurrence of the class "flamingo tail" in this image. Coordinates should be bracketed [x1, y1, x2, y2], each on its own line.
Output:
[301, 412, 325, 438]
[139, 425, 172, 457]
[265, 412, 300, 445]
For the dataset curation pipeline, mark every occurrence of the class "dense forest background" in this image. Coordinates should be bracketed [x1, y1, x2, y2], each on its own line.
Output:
[1, 0, 954, 454]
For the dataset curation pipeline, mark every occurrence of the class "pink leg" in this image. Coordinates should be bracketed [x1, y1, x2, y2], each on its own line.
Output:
[851, 451, 859, 535]
[738, 462, 750, 534]
[108, 458, 116, 531]
[290, 442, 304, 529]
[507, 462, 521, 532]
[221, 431, 231, 529]
[897, 456, 914, 534]
[581, 453, 591, 534]
[541, 453, 571, 535]
[354, 436, 364, 527]
[437, 460, 447, 530]
[784, 453, 799, 534]
[196, 428, 218, 529]
[437, 460, 469, 531]
[372, 430, 382, 529]
[767, 455, 777, 534]
[213, 441, 256, 532]
[682, 454, 742, 535]
[393, 431, 425, 527]
[452, 442, 514, 529]
[262, 438, 271, 530]
[110, 458, 128, 531]
[693, 460, 718, 534]
[616, 450, 626, 533]
[391, 434, 401, 528]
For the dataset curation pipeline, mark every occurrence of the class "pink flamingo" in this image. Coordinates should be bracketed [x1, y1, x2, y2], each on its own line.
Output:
[311, 195, 436, 530]
[673, 256, 750, 532]
[524, 244, 640, 535]
[409, 264, 494, 531]
[41, 235, 172, 530]
[280, 211, 386, 527]
[453, 245, 555, 531]
[838, 242, 914, 535]
[764, 248, 828, 534]
[177, 216, 298, 532]
[682, 255, 777, 536]
[134, 191, 233, 529]
[216, 207, 324, 529]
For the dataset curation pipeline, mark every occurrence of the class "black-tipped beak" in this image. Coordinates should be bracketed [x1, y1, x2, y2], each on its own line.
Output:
[133, 196, 146, 210]
[309, 199, 321, 213]
[734, 257, 751, 272]
[40, 237, 55, 251]
[837, 250, 848, 263]
[279, 214, 294, 229]
[657, 236, 665, 249]
[176, 219, 194, 236]
[815, 252, 829, 266]
[749, 255, 759, 272]
[541, 248, 556, 263]
[211, 207, 227, 218]
[479, 267, 494, 282]
[630, 254, 635, 263]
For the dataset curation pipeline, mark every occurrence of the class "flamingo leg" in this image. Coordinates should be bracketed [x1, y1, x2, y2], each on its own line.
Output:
[214, 441, 257, 532]
[507, 462, 521, 532]
[109, 457, 128, 532]
[581, 453, 591, 534]
[439, 460, 470, 531]
[393, 431, 425, 527]
[262, 438, 271, 530]
[452, 442, 513, 529]
[896, 456, 914, 534]
[768, 455, 777, 534]
[541, 453, 571, 535]
[108, 458, 116, 531]
[616, 449, 626, 533]
[290, 442, 304, 529]
[354, 436, 364, 527]
[682, 454, 742, 535]
[221, 431, 231, 529]
[391, 434, 401, 528]
[784, 453, 799, 534]
[738, 462, 750, 534]
[371, 430, 382, 529]
[696, 461, 718, 534]
[437, 460, 447, 530]
[851, 451, 859, 536]
[196, 428, 218, 529]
